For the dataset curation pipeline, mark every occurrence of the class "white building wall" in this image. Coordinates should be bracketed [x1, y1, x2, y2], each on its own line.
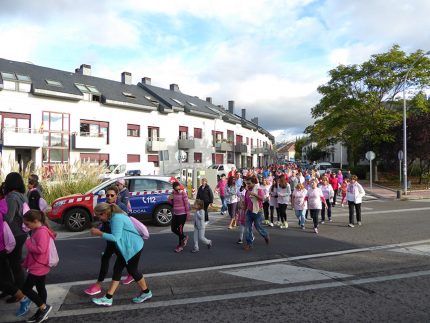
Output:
[0, 88, 274, 172]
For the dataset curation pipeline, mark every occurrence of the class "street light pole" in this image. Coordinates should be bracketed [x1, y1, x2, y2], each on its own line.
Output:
[402, 50, 430, 195]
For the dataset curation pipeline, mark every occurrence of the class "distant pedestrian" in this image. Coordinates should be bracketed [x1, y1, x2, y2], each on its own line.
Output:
[190, 199, 212, 253]
[320, 176, 334, 223]
[216, 175, 227, 215]
[225, 176, 238, 229]
[347, 176, 365, 227]
[277, 176, 291, 229]
[21, 210, 57, 323]
[292, 183, 307, 230]
[329, 173, 339, 206]
[268, 177, 279, 226]
[261, 178, 271, 225]
[340, 179, 349, 207]
[169, 182, 191, 253]
[306, 179, 327, 234]
[196, 178, 214, 223]
[236, 182, 247, 244]
[90, 203, 152, 306]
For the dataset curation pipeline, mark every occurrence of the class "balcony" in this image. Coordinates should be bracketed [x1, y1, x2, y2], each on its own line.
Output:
[215, 142, 233, 152]
[1, 128, 44, 148]
[235, 143, 248, 154]
[147, 138, 167, 152]
[263, 148, 271, 155]
[72, 132, 105, 150]
[252, 147, 264, 155]
[178, 137, 195, 149]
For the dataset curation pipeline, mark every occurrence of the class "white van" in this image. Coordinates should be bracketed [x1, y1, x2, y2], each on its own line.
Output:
[315, 162, 333, 176]
[104, 162, 157, 180]
[208, 164, 236, 178]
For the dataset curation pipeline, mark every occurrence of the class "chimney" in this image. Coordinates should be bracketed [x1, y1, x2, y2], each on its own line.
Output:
[170, 83, 179, 92]
[142, 77, 151, 85]
[206, 97, 212, 104]
[228, 100, 235, 114]
[121, 72, 132, 85]
[241, 108, 246, 120]
[251, 117, 259, 125]
[77, 64, 91, 76]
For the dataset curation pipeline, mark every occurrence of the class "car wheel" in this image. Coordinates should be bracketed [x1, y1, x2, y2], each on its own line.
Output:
[64, 208, 90, 232]
[153, 204, 173, 226]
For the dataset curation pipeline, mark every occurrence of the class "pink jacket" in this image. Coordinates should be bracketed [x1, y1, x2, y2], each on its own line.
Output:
[0, 199, 8, 252]
[216, 179, 227, 197]
[170, 190, 190, 216]
[22, 226, 56, 276]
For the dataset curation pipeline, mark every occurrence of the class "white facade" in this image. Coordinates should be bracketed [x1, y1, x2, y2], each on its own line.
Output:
[0, 60, 275, 174]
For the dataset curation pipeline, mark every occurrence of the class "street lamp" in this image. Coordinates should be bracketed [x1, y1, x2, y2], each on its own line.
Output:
[402, 50, 430, 195]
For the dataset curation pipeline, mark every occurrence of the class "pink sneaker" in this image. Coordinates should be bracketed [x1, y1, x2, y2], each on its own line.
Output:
[121, 275, 134, 285]
[174, 246, 184, 253]
[84, 283, 101, 295]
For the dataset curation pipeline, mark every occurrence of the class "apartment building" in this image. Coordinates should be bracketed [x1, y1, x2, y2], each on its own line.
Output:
[0, 58, 275, 173]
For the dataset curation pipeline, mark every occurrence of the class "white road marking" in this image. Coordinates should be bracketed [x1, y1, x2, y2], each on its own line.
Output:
[222, 263, 350, 284]
[49, 269, 430, 318]
[391, 244, 430, 257]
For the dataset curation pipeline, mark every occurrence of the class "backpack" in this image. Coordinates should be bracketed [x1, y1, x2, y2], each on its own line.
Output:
[2, 221, 16, 253]
[21, 201, 31, 233]
[47, 238, 59, 267]
[129, 216, 150, 240]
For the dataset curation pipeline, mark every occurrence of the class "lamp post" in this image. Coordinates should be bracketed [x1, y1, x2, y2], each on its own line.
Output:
[402, 50, 430, 195]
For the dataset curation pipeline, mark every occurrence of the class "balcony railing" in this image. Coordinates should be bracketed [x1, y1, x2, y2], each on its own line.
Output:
[178, 136, 195, 149]
[234, 143, 248, 154]
[147, 137, 167, 151]
[215, 141, 233, 152]
[1, 127, 43, 147]
[72, 132, 105, 150]
[252, 147, 264, 155]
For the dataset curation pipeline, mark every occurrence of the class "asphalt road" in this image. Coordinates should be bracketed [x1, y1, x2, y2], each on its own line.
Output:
[2, 197, 430, 323]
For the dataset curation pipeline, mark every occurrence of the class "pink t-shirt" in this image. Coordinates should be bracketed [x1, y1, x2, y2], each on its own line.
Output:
[292, 189, 308, 210]
[306, 187, 324, 210]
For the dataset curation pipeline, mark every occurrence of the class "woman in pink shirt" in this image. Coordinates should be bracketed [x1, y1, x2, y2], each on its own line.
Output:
[291, 183, 307, 229]
[305, 179, 327, 234]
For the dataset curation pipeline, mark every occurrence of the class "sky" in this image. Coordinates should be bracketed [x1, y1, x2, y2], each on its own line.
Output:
[1, 0, 429, 142]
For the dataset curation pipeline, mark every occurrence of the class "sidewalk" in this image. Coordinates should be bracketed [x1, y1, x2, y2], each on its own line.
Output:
[361, 181, 430, 200]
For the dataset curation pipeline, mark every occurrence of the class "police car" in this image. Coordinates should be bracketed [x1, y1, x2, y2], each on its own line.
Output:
[48, 176, 177, 232]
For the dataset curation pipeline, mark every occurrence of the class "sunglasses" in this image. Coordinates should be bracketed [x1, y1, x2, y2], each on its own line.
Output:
[106, 194, 116, 197]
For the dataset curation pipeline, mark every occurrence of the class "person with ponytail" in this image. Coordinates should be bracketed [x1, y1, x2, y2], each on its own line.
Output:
[90, 203, 152, 307]
[21, 210, 57, 323]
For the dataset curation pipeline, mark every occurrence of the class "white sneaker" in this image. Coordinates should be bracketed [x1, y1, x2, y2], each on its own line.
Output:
[358, 221, 362, 226]
[269, 222, 274, 227]
[348, 223, 355, 228]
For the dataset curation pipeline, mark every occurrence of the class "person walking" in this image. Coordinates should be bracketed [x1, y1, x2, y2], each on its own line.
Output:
[216, 174, 228, 215]
[21, 210, 57, 323]
[347, 175, 366, 227]
[268, 177, 279, 227]
[340, 178, 349, 207]
[329, 173, 339, 206]
[90, 203, 152, 306]
[236, 182, 247, 244]
[291, 183, 307, 230]
[277, 176, 291, 229]
[190, 199, 212, 253]
[116, 179, 131, 213]
[196, 178, 214, 223]
[84, 186, 130, 295]
[306, 179, 327, 234]
[3, 173, 28, 307]
[261, 178, 271, 225]
[243, 177, 269, 250]
[320, 176, 334, 223]
[225, 176, 238, 229]
[169, 182, 191, 253]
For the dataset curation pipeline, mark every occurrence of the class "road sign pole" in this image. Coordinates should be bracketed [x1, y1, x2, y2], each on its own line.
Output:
[399, 160, 402, 189]
[369, 159, 372, 190]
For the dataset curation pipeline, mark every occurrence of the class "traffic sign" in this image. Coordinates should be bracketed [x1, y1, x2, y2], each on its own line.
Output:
[397, 150, 403, 161]
[365, 151, 375, 161]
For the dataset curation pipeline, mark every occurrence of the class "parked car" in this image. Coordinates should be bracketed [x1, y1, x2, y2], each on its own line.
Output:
[208, 164, 236, 179]
[314, 162, 333, 176]
[103, 162, 157, 180]
[47, 175, 175, 232]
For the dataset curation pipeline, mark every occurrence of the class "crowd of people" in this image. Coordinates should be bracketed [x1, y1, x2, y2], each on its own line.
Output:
[0, 163, 367, 318]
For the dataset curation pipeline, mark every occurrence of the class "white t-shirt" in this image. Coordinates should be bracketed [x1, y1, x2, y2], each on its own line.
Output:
[292, 189, 308, 210]
[306, 187, 324, 210]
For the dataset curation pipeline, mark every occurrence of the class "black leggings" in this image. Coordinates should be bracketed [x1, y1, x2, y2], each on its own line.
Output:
[203, 202, 210, 222]
[269, 206, 279, 223]
[263, 201, 269, 221]
[98, 241, 117, 282]
[0, 251, 16, 296]
[112, 249, 143, 282]
[6, 234, 26, 294]
[278, 203, 288, 222]
[321, 199, 332, 221]
[22, 274, 47, 307]
[348, 201, 362, 224]
[227, 202, 237, 219]
[171, 214, 187, 245]
[310, 209, 320, 228]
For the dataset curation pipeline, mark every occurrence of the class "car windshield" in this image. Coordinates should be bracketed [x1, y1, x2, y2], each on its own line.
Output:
[320, 165, 331, 170]
[106, 164, 118, 173]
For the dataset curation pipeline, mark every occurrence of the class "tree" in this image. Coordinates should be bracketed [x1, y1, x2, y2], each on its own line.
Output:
[306, 45, 430, 166]
[294, 136, 307, 161]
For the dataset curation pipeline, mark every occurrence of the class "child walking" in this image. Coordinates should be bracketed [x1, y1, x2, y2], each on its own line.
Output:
[21, 210, 57, 323]
[191, 200, 212, 253]
[236, 182, 247, 244]
[340, 179, 349, 207]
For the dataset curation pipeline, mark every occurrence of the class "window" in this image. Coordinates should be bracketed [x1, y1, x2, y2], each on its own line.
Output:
[227, 152, 234, 164]
[132, 179, 158, 192]
[158, 181, 173, 190]
[171, 98, 184, 106]
[236, 135, 243, 144]
[251, 138, 253, 148]
[1, 72, 16, 80]
[179, 126, 188, 139]
[80, 153, 109, 165]
[46, 80, 63, 87]
[75, 83, 100, 94]
[127, 124, 140, 137]
[1, 72, 31, 92]
[148, 127, 159, 140]
[42, 111, 70, 165]
[246, 137, 249, 145]
[147, 154, 159, 167]
[194, 128, 202, 139]
[186, 101, 197, 107]
[127, 154, 140, 163]
[123, 92, 136, 99]
[194, 152, 202, 163]
[212, 130, 223, 145]
[227, 130, 234, 143]
[80, 119, 109, 144]
[16, 74, 31, 82]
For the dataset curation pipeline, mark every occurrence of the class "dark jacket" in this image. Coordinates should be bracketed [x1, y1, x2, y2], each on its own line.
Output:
[196, 185, 214, 204]
[4, 191, 28, 237]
